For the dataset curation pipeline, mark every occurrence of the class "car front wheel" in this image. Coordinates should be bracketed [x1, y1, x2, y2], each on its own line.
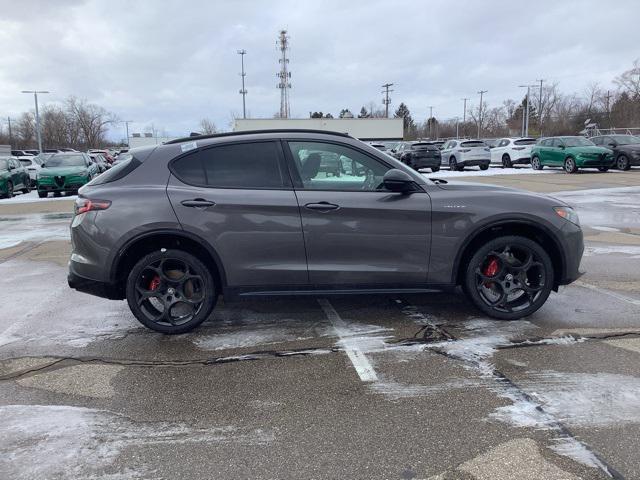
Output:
[126, 249, 217, 334]
[464, 235, 554, 320]
[564, 157, 578, 174]
[502, 154, 512, 168]
[531, 156, 543, 170]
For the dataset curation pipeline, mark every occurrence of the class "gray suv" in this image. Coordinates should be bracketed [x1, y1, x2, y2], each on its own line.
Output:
[68, 130, 584, 333]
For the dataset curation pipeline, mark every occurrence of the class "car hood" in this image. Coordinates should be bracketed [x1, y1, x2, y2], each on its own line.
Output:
[430, 179, 569, 205]
[567, 146, 611, 155]
[40, 166, 88, 176]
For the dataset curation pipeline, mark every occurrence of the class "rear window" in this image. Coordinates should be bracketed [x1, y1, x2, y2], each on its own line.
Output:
[460, 141, 485, 147]
[85, 153, 142, 186]
[171, 141, 285, 189]
[514, 139, 536, 145]
[20, 159, 33, 166]
[412, 143, 438, 150]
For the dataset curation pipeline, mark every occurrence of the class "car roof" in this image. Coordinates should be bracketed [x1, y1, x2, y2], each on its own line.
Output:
[165, 129, 351, 145]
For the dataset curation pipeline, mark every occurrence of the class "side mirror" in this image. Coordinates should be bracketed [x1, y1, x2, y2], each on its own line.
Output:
[558, 144, 565, 149]
[383, 168, 415, 193]
[608, 142, 617, 147]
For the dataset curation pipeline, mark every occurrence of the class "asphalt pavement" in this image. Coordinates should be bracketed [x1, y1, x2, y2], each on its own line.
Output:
[1, 169, 639, 480]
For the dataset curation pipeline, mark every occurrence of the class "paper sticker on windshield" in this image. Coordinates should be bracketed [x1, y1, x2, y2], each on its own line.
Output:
[180, 141, 197, 153]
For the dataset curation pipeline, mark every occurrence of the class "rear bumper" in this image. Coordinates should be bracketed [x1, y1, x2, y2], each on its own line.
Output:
[413, 157, 441, 168]
[460, 159, 490, 166]
[511, 156, 531, 165]
[68, 268, 121, 300]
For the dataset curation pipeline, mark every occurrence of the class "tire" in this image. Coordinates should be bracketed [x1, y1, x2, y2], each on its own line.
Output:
[531, 156, 543, 170]
[479, 164, 489, 171]
[563, 157, 578, 174]
[502, 154, 512, 168]
[463, 235, 554, 320]
[38, 191, 47, 198]
[5, 182, 13, 199]
[431, 166, 440, 173]
[21, 182, 30, 194]
[597, 166, 609, 172]
[126, 249, 216, 334]
[616, 155, 630, 171]
[449, 157, 461, 171]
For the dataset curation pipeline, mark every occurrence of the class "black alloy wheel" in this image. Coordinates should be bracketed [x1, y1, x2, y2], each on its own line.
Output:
[465, 236, 554, 320]
[126, 249, 216, 333]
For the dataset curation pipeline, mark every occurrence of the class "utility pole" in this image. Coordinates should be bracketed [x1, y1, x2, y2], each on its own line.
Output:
[21, 90, 49, 153]
[428, 106, 434, 139]
[381, 83, 394, 118]
[519, 85, 537, 137]
[536, 79, 544, 133]
[237, 49, 247, 119]
[477, 90, 487, 138]
[461, 98, 469, 137]
[455, 117, 459, 139]
[123, 121, 133, 147]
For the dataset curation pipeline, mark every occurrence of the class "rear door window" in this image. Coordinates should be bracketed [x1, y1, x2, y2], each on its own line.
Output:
[172, 141, 287, 189]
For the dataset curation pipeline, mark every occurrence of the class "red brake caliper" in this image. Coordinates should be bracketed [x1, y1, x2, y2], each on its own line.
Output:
[149, 275, 161, 291]
[483, 257, 499, 287]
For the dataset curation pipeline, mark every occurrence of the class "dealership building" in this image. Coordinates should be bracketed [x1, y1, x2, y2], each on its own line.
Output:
[233, 118, 403, 141]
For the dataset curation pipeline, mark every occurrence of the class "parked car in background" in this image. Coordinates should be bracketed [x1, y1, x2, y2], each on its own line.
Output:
[43, 149, 62, 154]
[490, 137, 536, 168]
[369, 143, 387, 151]
[390, 141, 414, 160]
[59, 148, 78, 152]
[0, 157, 31, 198]
[399, 142, 441, 172]
[24, 150, 40, 155]
[11, 150, 35, 157]
[483, 138, 499, 149]
[431, 140, 445, 150]
[17, 155, 45, 186]
[89, 154, 110, 173]
[88, 149, 115, 164]
[531, 136, 615, 173]
[440, 139, 491, 171]
[591, 134, 640, 171]
[37, 152, 100, 197]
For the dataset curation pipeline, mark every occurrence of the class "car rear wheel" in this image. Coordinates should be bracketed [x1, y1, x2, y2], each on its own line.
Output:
[531, 156, 543, 170]
[21, 183, 30, 194]
[479, 164, 489, 171]
[449, 157, 461, 171]
[616, 155, 630, 171]
[502, 154, 512, 168]
[38, 191, 47, 198]
[431, 166, 440, 172]
[126, 249, 217, 334]
[464, 235, 554, 320]
[5, 181, 13, 198]
[564, 157, 578, 174]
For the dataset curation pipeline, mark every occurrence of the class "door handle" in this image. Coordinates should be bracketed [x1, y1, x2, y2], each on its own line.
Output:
[181, 199, 216, 208]
[304, 201, 339, 212]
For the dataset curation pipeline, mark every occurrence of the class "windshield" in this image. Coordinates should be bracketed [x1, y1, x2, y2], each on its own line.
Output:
[43, 154, 86, 167]
[610, 135, 640, 145]
[563, 137, 594, 147]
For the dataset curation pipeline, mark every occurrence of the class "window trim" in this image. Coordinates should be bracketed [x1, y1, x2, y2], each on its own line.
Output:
[281, 138, 414, 193]
[168, 139, 293, 191]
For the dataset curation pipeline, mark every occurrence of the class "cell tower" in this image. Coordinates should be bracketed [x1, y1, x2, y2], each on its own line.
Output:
[276, 29, 291, 118]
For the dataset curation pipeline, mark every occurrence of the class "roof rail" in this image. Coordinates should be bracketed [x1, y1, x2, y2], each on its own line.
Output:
[164, 129, 351, 145]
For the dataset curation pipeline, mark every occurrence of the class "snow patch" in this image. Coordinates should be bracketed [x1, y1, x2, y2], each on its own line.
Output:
[583, 245, 640, 258]
[0, 190, 76, 204]
[0, 405, 273, 479]
[422, 167, 556, 178]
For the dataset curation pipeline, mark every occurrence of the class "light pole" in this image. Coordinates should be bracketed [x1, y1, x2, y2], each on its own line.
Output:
[21, 90, 49, 153]
[237, 49, 247, 119]
[428, 106, 434, 139]
[461, 98, 469, 137]
[477, 90, 487, 138]
[518, 85, 537, 137]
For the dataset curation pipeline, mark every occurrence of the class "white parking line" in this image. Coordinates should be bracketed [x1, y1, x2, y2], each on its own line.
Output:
[317, 299, 378, 382]
[575, 280, 640, 307]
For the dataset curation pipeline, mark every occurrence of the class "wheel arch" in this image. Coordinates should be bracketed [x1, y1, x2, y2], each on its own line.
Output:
[454, 220, 565, 289]
[112, 229, 227, 298]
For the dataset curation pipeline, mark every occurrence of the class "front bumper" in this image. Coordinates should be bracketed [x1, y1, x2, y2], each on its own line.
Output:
[558, 221, 584, 285]
[38, 176, 89, 192]
[575, 156, 615, 168]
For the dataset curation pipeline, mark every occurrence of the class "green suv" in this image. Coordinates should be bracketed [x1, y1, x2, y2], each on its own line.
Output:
[37, 152, 100, 198]
[0, 157, 31, 198]
[531, 136, 614, 173]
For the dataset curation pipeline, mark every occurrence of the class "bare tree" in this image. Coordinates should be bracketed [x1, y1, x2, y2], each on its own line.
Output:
[67, 96, 117, 148]
[614, 59, 640, 97]
[14, 112, 35, 149]
[199, 118, 217, 135]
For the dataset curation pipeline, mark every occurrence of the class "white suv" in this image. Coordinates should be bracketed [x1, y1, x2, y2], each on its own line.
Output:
[490, 137, 536, 168]
[440, 139, 491, 171]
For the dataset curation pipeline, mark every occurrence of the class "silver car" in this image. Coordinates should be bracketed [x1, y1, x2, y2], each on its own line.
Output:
[440, 139, 491, 171]
[68, 130, 584, 333]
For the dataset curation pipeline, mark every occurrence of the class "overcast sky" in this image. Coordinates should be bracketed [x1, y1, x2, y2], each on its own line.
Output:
[1, 0, 639, 140]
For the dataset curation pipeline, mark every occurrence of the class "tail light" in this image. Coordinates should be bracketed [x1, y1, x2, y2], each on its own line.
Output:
[513, 146, 525, 150]
[75, 197, 111, 215]
[458, 148, 470, 152]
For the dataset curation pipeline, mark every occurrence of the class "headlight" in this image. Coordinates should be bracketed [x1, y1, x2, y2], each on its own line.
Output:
[554, 206, 580, 226]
